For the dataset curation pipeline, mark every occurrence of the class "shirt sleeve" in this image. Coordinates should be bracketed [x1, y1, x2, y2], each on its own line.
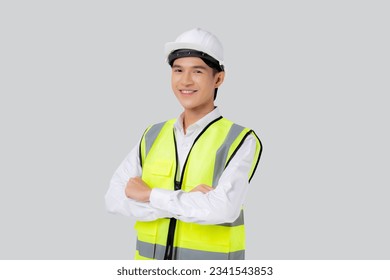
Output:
[105, 142, 172, 221]
[149, 134, 258, 225]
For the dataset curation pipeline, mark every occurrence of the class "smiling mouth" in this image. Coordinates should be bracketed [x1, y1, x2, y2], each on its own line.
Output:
[180, 90, 197, 95]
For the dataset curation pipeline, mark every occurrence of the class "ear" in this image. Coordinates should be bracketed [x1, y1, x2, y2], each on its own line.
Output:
[215, 71, 225, 88]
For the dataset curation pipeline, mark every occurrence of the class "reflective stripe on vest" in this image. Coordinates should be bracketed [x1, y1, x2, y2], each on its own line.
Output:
[136, 239, 245, 260]
[135, 117, 262, 260]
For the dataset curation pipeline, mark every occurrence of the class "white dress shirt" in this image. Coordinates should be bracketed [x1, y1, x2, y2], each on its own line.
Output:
[105, 107, 257, 225]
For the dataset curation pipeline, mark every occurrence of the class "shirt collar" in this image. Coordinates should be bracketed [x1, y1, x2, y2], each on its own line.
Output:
[174, 107, 222, 135]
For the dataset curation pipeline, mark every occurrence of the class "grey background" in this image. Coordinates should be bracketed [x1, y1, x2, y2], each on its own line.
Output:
[0, 0, 389, 259]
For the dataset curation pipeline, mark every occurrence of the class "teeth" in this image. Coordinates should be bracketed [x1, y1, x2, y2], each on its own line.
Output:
[181, 90, 195, 94]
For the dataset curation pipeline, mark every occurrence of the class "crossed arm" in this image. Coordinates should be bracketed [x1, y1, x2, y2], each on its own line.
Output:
[125, 176, 212, 202]
[105, 135, 256, 224]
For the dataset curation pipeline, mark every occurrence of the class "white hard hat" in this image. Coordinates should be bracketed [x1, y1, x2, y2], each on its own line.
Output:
[164, 27, 224, 68]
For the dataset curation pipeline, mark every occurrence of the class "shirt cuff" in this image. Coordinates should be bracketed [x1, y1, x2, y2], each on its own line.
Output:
[150, 188, 173, 211]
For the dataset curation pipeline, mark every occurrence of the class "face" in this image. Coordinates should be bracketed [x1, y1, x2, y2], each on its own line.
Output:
[171, 56, 224, 114]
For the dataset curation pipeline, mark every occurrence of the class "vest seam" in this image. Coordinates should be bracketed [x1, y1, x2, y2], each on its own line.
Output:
[139, 127, 149, 168]
[248, 130, 263, 182]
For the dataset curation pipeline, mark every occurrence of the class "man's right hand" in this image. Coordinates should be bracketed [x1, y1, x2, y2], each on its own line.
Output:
[190, 184, 213, 194]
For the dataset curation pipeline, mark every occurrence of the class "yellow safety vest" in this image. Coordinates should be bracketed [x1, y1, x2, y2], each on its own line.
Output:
[135, 116, 262, 260]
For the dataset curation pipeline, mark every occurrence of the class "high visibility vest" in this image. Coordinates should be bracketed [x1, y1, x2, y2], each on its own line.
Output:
[135, 116, 262, 260]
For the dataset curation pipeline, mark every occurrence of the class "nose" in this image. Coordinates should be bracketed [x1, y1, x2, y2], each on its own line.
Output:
[180, 71, 194, 85]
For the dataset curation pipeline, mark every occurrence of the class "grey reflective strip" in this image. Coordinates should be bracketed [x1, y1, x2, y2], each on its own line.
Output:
[136, 240, 166, 260]
[144, 121, 166, 158]
[213, 124, 245, 187]
[137, 239, 245, 260]
[175, 247, 245, 260]
[218, 209, 244, 227]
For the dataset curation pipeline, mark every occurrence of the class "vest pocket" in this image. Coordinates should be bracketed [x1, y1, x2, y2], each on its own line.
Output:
[134, 221, 158, 259]
[134, 219, 171, 260]
[148, 160, 173, 177]
[143, 159, 175, 191]
[178, 223, 231, 253]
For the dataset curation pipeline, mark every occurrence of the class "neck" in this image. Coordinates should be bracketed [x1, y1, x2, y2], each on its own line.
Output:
[182, 106, 215, 134]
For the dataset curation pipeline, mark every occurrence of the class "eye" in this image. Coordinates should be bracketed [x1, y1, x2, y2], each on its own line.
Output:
[173, 68, 182, 73]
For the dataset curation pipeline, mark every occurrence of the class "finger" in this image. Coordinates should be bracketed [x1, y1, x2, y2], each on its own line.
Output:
[190, 185, 212, 193]
[198, 184, 213, 191]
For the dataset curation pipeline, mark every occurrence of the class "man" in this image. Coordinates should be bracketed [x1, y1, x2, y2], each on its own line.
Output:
[105, 27, 262, 260]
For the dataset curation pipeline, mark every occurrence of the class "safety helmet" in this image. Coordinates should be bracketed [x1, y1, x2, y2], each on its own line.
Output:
[164, 27, 224, 70]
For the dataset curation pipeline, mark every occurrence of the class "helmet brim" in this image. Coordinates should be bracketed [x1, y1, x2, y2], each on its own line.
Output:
[164, 42, 224, 67]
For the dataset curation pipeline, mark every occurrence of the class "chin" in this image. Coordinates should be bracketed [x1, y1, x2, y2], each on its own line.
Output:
[176, 98, 196, 109]
[180, 104, 197, 111]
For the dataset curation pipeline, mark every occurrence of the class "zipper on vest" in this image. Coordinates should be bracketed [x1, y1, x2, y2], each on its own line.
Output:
[164, 182, 180, 260]
[164, 132, 181, 260]
[164, 218, 177, 260]
[163, 116, 223, 260]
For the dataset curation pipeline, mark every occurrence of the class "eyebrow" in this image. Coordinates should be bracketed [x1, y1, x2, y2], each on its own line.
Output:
[172, 65, 209, 70]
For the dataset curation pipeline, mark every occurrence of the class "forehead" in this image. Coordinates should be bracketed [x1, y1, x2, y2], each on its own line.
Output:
[172, 56, 211, 69]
